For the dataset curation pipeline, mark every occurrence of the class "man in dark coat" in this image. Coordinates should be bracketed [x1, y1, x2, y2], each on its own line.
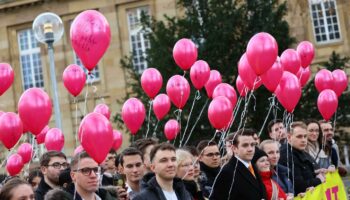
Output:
[209, 129, 267, 200]
[279, 121, 325, 195]
[134, 143, 192, 200]
[196, 140, 221, 198]
[35, 151, 68, 200]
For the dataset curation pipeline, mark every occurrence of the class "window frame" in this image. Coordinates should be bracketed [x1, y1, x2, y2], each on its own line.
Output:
[309, 0, 341, 44]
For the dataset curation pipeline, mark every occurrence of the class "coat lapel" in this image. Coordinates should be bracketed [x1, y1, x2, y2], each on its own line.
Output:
[236, 161, 261, 191]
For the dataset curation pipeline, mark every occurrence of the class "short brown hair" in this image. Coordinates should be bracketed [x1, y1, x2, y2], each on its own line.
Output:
[0, 178, 32, 200]
[150, 143, 176, 162]
[120, 147, 143, 166]
[40, 151, 66, 167]
[287, 121, 307, 133]
[231, 129, 255, 146]
[267, 119, 283, 133]
[132, 138, 158, 156]
[70, 151, 91, 170]
[196, 140, 217, 154]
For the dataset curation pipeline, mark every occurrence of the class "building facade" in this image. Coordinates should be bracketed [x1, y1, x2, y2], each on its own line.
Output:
[0, 0, 349, 165]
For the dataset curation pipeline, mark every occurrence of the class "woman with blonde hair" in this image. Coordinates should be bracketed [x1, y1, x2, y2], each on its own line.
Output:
[176, 149, 204, 200]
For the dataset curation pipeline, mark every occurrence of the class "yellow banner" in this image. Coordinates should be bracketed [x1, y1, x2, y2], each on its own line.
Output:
[294, 171, 347, 200]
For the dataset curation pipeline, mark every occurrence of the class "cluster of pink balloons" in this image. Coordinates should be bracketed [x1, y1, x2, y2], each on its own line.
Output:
[6, 142, 33, 176]
[237, 33, 315, 113]
[315, 69, 347, 121]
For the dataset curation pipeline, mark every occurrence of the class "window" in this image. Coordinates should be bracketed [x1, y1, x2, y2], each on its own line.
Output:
[74, 53, 100, 83]
[310, 0, 341, 43]
[127, 6, 150, 73]
[17, 29, 44, 90]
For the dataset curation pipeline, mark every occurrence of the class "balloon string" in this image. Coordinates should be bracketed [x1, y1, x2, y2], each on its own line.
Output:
[333, 110, 337, 131]
[180, 90, 201, 147]
[0, 148, 15, 169]
[225, 97, 243, 134]
[145, 100, 153, 138]
[258, 95, 276, 137]
[183, 98, 209, 146]
[152, 121, 160, 138]
[74, 97, 79, 147]
[83, 77, 90, 116]
[173, 109, 182, 146]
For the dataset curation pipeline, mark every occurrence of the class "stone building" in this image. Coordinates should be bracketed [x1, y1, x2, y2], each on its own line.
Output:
[0, 0, 349, 165]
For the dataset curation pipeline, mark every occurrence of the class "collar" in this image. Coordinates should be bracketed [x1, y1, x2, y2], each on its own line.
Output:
[125, 183, 133, 194]
[235, 156, 250, 168]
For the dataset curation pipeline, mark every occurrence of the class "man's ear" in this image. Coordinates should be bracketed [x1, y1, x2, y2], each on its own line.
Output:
[287, 133, 292, 142]
[70, 171, 76, 183]
[41, 166, 47, 175]
[150, 162, 156, 172]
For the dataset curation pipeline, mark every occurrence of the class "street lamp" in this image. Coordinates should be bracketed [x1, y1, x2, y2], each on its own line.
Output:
[33, 12, 64, 130]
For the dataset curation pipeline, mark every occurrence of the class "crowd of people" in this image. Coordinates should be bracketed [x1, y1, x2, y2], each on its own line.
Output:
[0, 119, 347, 200]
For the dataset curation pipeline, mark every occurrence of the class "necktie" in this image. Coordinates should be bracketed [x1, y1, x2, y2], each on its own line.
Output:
[248, 164, 256, 178]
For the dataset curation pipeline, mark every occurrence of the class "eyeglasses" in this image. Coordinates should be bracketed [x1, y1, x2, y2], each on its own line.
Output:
[73, 167, 99, 176]
[204, 152, 220, 158]
[47, 162, 69, 169]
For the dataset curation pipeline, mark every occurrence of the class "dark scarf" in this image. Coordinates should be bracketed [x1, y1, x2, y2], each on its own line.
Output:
[199, 162, 220, 179]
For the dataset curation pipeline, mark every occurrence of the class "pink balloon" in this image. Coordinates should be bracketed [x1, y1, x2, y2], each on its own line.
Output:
[236, 76, 248, 97]
[332, 69, 348, 97]
[297, 41, 314, 68]
[280, 49, 301, 74]
[45, 128, 65, 151]
[36, 126, 49, 144]
[205, 70, 222, 98]
[296, 67, 311, 87]
[164, 119, 180, 141]
[153, 94, 171, 120]
[315, 69, 334, 93]
[190, 60, 211, 90]
[246, 32, 278, 75]
[212, 83, 237, 108]
[0, 63, 14, 96]
[74, 145, 84, 156]
[238, 54, 262, 90]
[173, 38, 198, 71]
[18, 88, 52, 135]
[275, 72, 301, 113]
[0, 111, 4, 118]
[17, 143, 33, 164]
[70, 10, 111, 71]
[79, 112, 114, 164]
[6, 154, 24, 176]
[166, 75, 190, 109]
[121, 98, 146, 135]
[261, 58, 283, 92]
[317, 89, 338, 121]
[0, 112, 23, 150]
[112, 130, 123, 151]
[141, 68, 163, 99]
[94, 104, 111, 120]
[63, 64, 86, 97]
[208, 96, 233, 130]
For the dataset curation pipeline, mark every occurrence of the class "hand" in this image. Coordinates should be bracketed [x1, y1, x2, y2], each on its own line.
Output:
[327, 165, 336, 173]
[286, 194, 294, 200]
[116, 186, 129, 200]
[315, 168, 327, 175]
[306, 186, 315, 192]
[298, 193, 306, 198]
[316, 173, 326, 183]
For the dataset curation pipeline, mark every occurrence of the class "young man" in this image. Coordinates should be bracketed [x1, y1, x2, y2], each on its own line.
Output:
[119, 147, 145, 199]
[210, 129, 267, 200]
[260, 139, 293, 195]
[100, 149, 117, 186]
[197, 140, 221, 198]
[267, 119, 287, 144]
[132, 138, 158, 173]
[279, 121, 325, 195]
[134, 143, 191, 200]
[319, 120, 347, 176]
[35, 151, 68, 200]
[70, 151, 113, 200]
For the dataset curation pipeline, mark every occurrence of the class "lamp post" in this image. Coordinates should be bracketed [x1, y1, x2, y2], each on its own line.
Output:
[33, 12, 64, 130]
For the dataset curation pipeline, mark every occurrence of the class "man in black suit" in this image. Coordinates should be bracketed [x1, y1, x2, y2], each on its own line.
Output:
[209, 129, 267, 200]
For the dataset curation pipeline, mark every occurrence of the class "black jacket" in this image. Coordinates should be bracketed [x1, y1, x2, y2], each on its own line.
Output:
[279, 143, 322, 195]
[35, 179, 52, 200]
[209, 156, 267, 200]
[198, 162, 220, 198]
[134, 173, 192, 200]
[183, 180, 205, 200]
